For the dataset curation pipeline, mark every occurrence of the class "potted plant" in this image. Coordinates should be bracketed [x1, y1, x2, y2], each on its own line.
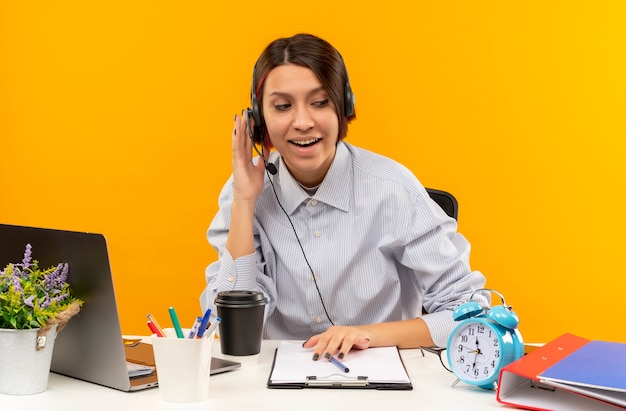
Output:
[0, 243, 83, 395]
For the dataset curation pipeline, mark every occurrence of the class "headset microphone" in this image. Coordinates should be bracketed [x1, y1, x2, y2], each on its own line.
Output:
[246, 108, 277, 175]
[264, 159, 278, 175]
[252, 143, 277, 175]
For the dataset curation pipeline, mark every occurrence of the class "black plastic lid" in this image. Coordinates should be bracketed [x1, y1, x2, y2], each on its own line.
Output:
[214, 290, 267, 306]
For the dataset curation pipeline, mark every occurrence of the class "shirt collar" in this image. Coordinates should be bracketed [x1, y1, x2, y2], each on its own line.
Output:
[275, 141, 352, 215]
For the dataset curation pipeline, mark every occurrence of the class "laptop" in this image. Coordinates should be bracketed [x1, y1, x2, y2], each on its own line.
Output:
[0, 223, 240, 392]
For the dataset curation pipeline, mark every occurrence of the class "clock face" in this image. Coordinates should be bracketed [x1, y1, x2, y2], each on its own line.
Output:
[447, 320, 503, 385]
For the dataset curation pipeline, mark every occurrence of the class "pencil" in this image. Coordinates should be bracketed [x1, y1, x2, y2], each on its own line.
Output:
[146, 313, 166, 337]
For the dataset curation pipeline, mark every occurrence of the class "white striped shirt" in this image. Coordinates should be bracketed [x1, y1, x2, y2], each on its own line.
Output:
[201, 141, 486, 347]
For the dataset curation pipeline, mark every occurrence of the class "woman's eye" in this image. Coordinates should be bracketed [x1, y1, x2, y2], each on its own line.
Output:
[274, 104, 291, 111]
[313, 99, 329, 107]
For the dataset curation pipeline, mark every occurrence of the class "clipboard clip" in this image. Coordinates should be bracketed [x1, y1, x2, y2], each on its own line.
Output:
[306, 375, 369, 387]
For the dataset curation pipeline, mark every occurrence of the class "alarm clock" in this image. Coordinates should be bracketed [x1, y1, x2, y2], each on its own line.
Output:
[446, 288, 524, 390]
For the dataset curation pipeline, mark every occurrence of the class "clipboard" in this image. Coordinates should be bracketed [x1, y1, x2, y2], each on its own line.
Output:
[267, 341, 413, 390]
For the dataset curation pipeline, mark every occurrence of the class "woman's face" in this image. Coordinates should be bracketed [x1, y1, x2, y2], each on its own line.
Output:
[262, 64, 339, 187]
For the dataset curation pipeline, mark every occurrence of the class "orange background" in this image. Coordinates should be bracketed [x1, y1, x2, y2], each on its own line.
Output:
[2, 1, 625, 344]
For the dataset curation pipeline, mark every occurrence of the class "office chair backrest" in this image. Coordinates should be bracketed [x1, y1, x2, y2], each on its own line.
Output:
[426, 188, 458, 220]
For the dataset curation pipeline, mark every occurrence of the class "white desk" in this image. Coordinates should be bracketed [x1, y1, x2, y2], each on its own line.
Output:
[0, 340, 507, 410]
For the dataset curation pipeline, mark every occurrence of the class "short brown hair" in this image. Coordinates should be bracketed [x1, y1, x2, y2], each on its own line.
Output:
[252, 33, 356, 141]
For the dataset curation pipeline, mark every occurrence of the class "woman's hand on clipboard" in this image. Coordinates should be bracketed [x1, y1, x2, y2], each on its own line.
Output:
[302, 326, 372, 362]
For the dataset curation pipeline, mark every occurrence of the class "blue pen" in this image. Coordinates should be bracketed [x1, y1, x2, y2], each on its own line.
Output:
[330, 356, 350, 373]
[196, 308, 212, 339]
[187, 316, 202, 339]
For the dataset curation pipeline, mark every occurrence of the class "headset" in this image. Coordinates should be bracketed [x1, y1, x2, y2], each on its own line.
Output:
[249, 52, 355, 145]
[246, 108, 277, 175]
[245, 52, 356, 327]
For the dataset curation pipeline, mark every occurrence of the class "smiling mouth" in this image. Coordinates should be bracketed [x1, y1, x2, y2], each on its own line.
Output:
[290, 138, 320, 148]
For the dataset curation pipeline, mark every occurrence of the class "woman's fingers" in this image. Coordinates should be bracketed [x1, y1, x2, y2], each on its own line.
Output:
[304, 326, 372, 361]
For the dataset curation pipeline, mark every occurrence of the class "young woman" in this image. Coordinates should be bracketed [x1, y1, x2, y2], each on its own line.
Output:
[201, 33, 487, 362]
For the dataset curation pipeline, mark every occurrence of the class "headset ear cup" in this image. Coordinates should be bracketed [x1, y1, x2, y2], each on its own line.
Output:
[250, 93, 264, 144]
[250, 61, 265, 145]
[453, 301, 484, 321]
[344, 82, 355, 118]
[251, 94, 262, 128]
[338, 51, 355, 118]
[486, 305, 520, 329]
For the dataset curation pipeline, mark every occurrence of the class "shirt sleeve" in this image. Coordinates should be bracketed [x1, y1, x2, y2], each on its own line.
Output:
[421, 309, 458, 348]
[397, 187, 488, 348]
[199, 177, 277, 321]
[200, 249, 259, 313]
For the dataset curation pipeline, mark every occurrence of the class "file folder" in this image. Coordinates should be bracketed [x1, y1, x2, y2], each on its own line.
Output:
[497, 333, 626, 410]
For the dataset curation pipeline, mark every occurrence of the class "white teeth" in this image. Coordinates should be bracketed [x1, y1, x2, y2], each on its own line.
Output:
[292, 139, 319, 146]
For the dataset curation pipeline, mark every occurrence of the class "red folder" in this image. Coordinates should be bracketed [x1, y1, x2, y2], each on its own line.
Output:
[496, 333, 626, 410]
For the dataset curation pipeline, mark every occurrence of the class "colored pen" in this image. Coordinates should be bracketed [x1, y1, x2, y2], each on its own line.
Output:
[330, 356, 350, 373]
[187, 316, 202, 339]
[168, 307, 184, 338]
[196, 308, 212, 339]
[146, 313, 166, 337]
[203, 317, 221, 339]
[147, 320, 164, 337]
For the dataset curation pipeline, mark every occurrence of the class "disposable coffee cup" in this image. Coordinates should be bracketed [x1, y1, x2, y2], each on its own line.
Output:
[151, 328, 214, 403]
[214, 290, 267, 356]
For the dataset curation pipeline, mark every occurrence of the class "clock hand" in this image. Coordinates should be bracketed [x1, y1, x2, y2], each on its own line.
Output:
[458, 344, 478, 353]
[470, 338, 480, 370]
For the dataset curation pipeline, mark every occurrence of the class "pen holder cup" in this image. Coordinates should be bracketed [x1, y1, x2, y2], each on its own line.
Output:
[151, 328, 214, 403]
[215, 290, 267, 356]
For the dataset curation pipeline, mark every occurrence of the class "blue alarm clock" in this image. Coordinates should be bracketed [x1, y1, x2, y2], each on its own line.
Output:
[446, 288, 524, 390]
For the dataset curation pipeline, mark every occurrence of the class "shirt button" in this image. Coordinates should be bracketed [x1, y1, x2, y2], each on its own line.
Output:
[315, 316, 322, 323]
[314, 230, 321, 238]
[311, 199, 318, 206]
[227, 275, 235, 283]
